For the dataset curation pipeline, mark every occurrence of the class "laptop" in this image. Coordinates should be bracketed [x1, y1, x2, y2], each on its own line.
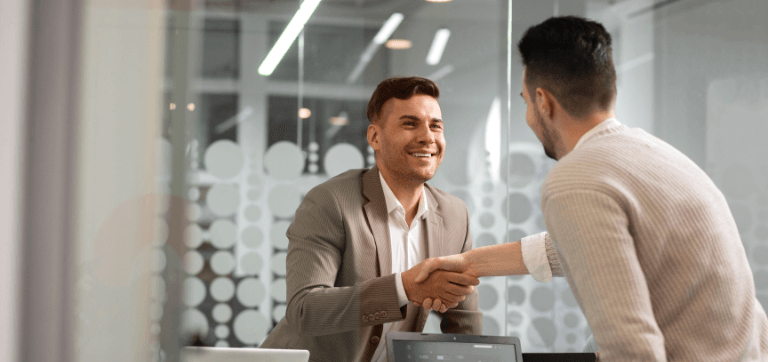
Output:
[180, 346, 310, 362]
[386, 331, 523, 362]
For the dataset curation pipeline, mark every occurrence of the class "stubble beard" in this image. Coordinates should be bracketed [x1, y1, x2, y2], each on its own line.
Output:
[536, 111, 560, 160]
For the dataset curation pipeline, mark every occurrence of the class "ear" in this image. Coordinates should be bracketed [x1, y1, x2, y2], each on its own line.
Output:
[535, 87, 555, 121]
[367, 123, 381, 152]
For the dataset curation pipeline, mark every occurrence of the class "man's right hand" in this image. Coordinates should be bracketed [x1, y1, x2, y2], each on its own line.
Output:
[401, 263, 478, 310]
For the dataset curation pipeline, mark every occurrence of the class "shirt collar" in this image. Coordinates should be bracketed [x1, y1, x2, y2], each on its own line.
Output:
[378, 171, 429, 219]
[573, 118, 619, 151]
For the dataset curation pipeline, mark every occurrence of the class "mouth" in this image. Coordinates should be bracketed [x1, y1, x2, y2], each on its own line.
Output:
[410, 153, 433, 158]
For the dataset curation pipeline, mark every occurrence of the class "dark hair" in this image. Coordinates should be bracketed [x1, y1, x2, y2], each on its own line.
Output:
[518, 16, 616, 118]
[366, 76, 440, 123]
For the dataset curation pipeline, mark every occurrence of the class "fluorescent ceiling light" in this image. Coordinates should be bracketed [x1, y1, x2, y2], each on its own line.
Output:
[385, 39, 412, 49]
[427, 64, 454, 81]
[258, 0, 323, 76]
[347, 13, 404, 84]
[426, 28, 450, 65]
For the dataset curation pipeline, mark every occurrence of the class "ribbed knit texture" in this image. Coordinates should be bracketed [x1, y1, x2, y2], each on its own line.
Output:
[541, 122, 768, 361]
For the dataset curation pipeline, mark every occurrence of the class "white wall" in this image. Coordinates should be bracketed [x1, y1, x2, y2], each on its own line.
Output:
[0, 0, 28, 361]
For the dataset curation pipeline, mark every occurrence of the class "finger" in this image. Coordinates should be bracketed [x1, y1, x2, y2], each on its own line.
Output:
[422, 298, 433, 310]
[439, 305, 448, 313]
[441, 283, 474, 297]
[444, 272, 480, 286]
[432, 299, 443, 313]
[413, 301, 422, 306]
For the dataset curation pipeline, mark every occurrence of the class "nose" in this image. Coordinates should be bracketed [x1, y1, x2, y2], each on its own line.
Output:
[416, 122, 435, 144]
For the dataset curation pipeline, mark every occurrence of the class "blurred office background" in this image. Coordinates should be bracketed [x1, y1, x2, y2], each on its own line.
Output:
[2, 0, 767, 361]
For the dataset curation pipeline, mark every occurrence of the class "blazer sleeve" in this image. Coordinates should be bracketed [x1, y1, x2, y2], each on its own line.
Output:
[439, 202, 483, 335]
[283, 185, 404, 337]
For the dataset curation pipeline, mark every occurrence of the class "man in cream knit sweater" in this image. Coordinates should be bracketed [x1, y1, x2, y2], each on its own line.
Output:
[413, 16, 768, 361]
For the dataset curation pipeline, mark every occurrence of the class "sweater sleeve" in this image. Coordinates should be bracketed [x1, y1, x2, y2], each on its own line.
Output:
[543, 189, 666, 361]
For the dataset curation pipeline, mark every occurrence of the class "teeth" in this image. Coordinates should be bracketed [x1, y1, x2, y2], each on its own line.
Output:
[412, 153, 432, 157]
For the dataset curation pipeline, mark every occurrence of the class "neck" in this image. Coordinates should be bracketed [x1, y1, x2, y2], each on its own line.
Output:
[557, 110, 615, 158]
[379, 169, 423, 221]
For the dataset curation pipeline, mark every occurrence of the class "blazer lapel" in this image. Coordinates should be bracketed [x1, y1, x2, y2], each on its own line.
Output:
[424, 186, 444, 258]
[362, 166, 392, 276]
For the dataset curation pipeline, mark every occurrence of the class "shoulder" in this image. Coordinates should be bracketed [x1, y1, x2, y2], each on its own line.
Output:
[424, 183, 469, 215]
[303, 168, 367, 206]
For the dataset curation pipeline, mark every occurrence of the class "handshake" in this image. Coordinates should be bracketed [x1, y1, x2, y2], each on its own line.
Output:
[401, 254, 477, 313]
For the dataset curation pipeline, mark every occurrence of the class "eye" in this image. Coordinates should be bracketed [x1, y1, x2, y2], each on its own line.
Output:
[430, 123, 442, 129]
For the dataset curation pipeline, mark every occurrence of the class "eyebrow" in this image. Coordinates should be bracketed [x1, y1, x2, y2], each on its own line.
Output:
[400, 115, 443, 123]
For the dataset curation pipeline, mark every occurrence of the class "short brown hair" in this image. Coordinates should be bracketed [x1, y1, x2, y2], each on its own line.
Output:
[366, 76, 440, 123]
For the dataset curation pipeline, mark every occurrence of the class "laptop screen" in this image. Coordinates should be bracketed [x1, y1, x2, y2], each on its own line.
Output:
[391, 340, 518, 362]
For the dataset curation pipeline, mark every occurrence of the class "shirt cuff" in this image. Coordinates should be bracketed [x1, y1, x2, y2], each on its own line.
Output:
[395, 272, 409, 307]
[521, 232, 553, 283]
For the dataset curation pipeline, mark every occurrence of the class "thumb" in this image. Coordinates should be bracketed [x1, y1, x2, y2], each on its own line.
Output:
[414, 259, 442, 283]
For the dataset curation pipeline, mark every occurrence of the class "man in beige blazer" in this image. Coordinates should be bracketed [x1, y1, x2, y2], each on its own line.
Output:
[414, 16, 768, 361]
[261, 76, 482, 362]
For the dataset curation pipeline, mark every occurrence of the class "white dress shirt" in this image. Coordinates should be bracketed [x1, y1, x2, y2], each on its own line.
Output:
[371, 172, 429, 362]
[521, 118, 619, 282]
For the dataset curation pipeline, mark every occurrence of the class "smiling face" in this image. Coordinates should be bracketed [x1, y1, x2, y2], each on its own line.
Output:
[368, 94, 445, 186]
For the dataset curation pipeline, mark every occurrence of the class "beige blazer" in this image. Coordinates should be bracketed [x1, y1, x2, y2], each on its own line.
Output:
[260, 166, 482, 362]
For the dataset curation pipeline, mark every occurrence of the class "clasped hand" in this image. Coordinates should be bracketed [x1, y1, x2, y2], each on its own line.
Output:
[401, 254, 477, 313]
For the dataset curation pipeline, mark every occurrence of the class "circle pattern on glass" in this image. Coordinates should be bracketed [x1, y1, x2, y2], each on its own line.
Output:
[207, 184, 240, 217]
[271, 221, 291, 249]
[503, 193, 533, 224]
[215, 324, 230, 339]
[204, 140, 244, 180]
[476, 233, 498, 247]
[482, 316, 501, 336]
[561, 289, 579, 308]
[271, 279, 287, 302]
[210, 219, 237, 249]
[531, 287, 555, 312]
[151, 248, 167, 273]
[154, 219, 169, 245]
[237, 278, 266, 307]
[184, 224, 204, 248]
[264, 141, 305, 181]
[241, 227, 264, 248]
[478, 285, 499, 310]
[324, 143, 364, 177]
[536, 215, 547, 232]
[268, 185, 301, 218]
[507, 285, 526, 305]
[528, 318, 557, 347]
[241, 252, 264, 275]
[210, 277, 236, 301]
[501, 152, 536, 187]
[183, 251, 205, 275]
[272, 304, 287, 322]
[216, 340, 229, 348]
[212, 303, 233, 323]
[566, 333, 577, 344]
[479, 213, 495, 228]
[233, 310, 269, 345]
[482, 197, 494, 208]
[188, 187, 201, 201]
[507, 229, 528, 243]
[271, 252, 287, 276]
[181, 308, 209, 338]
[451, 190, 476, 215]
[211, 251, 236, 275]
[245, 205, 261, 221]
[507, 310, 524, 326]
[564, 313, 580, 328]
[187, 203, 203, 221]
